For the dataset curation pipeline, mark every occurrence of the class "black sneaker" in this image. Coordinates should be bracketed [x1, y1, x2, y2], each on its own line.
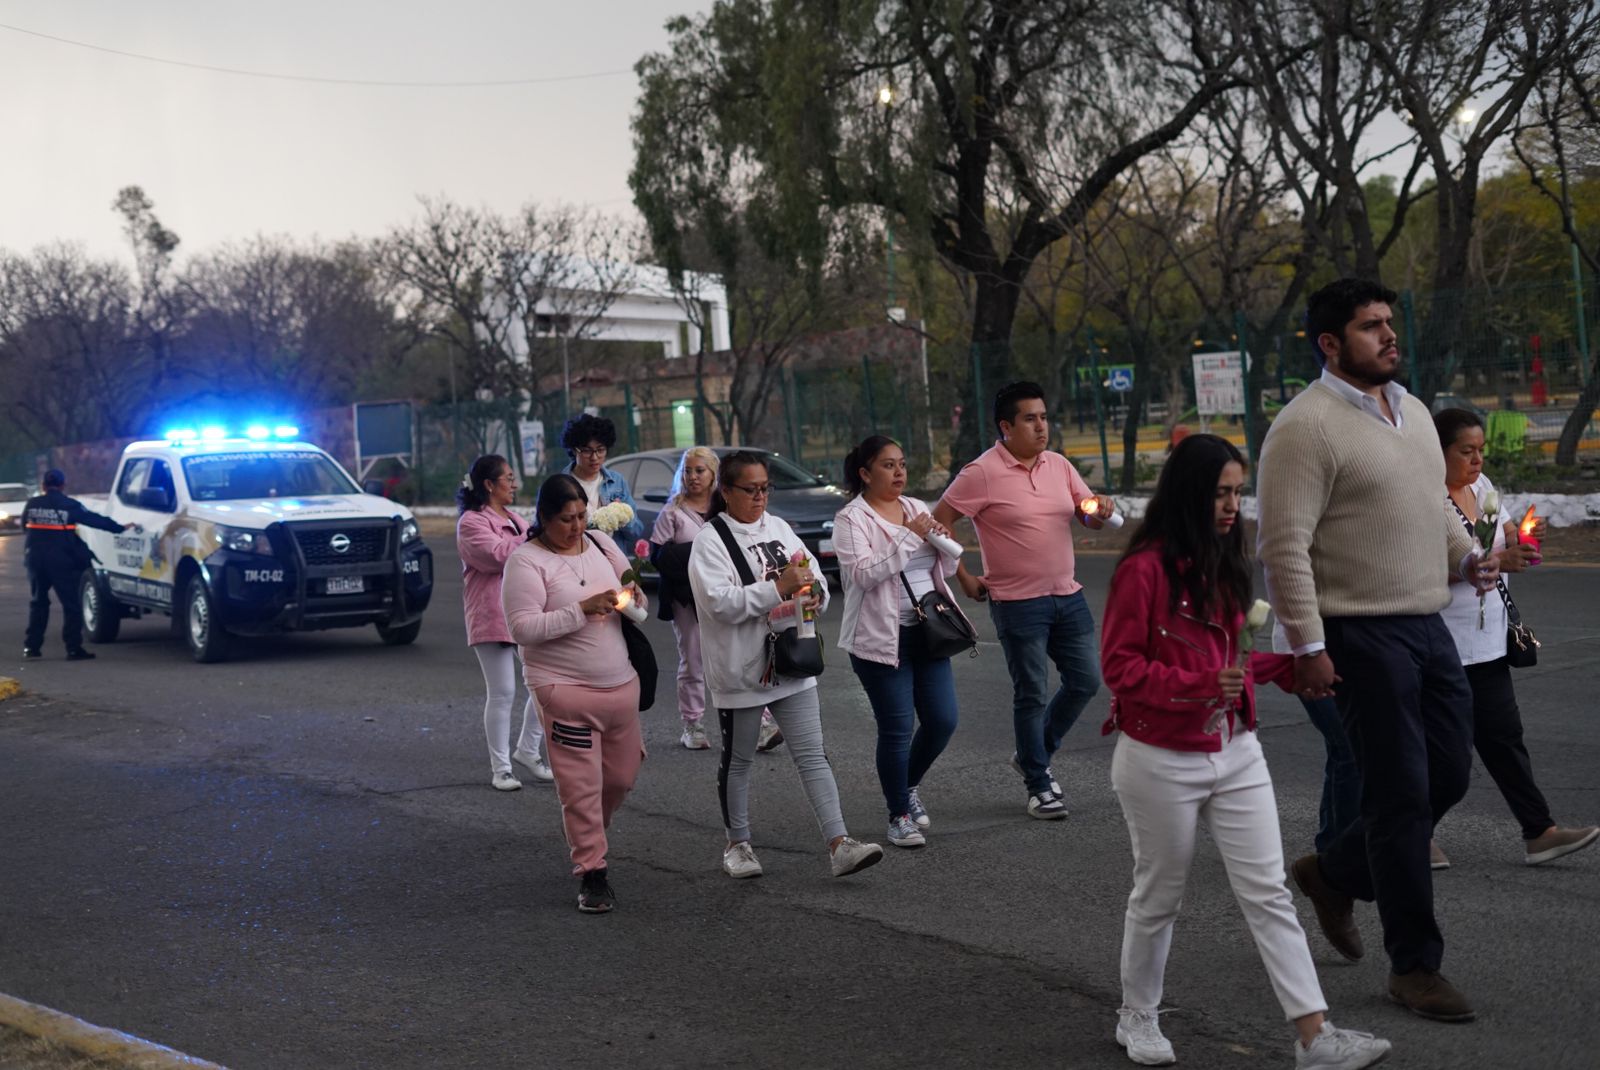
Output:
[65, 649, 97, 661]
[577, 868, 615, 914]
[23, 648, 41, 659]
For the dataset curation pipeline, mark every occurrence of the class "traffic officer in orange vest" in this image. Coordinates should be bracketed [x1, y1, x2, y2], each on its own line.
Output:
[22, 469, 134, 660]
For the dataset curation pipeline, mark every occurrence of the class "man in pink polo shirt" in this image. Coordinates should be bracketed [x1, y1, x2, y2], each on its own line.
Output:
[934, 381, 1114, 819]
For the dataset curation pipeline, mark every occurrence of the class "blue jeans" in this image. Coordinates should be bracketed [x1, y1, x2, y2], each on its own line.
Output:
[850, 627, 960, 819]
[1301, 696, 1362, 852]
[988, 592, 1101, 796]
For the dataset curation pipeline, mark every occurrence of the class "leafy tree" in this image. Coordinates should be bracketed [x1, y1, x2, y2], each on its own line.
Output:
[631, 0, 1245, 469]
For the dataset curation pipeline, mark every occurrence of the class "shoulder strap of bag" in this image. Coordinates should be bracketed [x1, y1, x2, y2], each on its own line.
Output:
[710, 515, 758, 586]
[898, 571, 928, 621]
[1446, 495, 1519, 618]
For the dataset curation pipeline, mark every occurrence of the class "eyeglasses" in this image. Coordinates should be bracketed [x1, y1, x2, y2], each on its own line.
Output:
[726, 483, 771, 498]
[575, 446, 607, 459]
[494, 473, 516, 483]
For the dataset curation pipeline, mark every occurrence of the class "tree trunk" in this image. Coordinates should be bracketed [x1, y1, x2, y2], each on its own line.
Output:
[1555, 354, 1600, 467]
[950, 273, 1023, 476]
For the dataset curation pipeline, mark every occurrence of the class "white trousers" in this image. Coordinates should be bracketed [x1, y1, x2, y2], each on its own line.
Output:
[473, 643, 543, 775]
[1111, 730, 1326, 1020]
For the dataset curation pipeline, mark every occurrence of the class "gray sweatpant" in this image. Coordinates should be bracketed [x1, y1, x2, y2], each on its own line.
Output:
[717, 687, 847, 846]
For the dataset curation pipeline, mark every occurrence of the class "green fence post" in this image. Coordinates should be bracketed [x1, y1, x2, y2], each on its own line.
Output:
[971, 343, 986, 435]
[784, 369, 802, 463]
[1085, 327, 1114, 492]
[1574, 244, 1592, 388]
[1402, 290, 1419, 394]
[622, 383, 638, 453]
[862, 352, 879, 430]
[1235, 310, 1257, 472]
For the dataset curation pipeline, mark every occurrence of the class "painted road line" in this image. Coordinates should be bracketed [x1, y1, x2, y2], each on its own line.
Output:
[0, 992, 225, 1070]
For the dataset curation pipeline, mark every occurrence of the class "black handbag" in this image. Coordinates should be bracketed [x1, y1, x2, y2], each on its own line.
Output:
[586, 533, 658, 710]
[899, 573, 978, 660]
[710, 516, 824, 681]
[1499, 579, 1539, 669]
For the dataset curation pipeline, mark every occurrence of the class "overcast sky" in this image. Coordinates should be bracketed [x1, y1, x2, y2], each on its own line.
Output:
[0, 1, 706, 260]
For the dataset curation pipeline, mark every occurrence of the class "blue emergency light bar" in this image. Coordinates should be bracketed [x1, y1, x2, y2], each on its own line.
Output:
[163, 423, 301, 444]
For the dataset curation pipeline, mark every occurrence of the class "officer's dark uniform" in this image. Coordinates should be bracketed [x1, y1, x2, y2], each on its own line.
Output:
[22, 483, 124, 657]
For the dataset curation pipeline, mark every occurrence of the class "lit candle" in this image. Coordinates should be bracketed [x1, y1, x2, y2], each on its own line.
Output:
[1518, 503, 1541, 557]
[1079, 497, 1124, 529]
[613, 586, 648, 621]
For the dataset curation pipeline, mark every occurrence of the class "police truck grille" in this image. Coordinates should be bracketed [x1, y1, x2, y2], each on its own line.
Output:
[291, 524, 391, 565]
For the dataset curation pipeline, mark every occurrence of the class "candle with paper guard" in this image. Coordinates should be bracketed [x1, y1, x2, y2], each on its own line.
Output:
[1079, 497, 1124, 528]
[613, 586, 648, 621]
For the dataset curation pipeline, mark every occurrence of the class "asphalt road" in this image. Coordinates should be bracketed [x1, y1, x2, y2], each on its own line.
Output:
[2, 528, 1598, 1070]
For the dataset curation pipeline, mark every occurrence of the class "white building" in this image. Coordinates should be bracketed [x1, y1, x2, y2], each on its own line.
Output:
[503, 259, 730, 360]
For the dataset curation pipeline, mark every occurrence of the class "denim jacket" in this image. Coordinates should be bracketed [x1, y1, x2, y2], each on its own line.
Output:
[563, 462, 646, 551]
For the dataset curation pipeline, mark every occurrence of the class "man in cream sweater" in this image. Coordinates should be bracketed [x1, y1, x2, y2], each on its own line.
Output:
[1257, 278, 1498, 1025]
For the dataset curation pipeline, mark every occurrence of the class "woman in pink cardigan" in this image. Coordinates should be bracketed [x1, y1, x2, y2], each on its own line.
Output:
[457, 455, 550, 791]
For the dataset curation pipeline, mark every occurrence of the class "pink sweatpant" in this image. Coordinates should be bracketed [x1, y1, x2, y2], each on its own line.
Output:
[536, 678, 643, 875]
[671, 602, 705, 726]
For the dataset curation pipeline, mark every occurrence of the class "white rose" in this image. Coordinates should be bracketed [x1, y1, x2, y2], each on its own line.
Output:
[1246, 598, 1272, 630]
[1482, 489, 1499, 518]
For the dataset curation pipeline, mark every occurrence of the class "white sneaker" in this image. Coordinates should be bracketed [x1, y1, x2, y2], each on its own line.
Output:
[1116, 1009, 1176, 1066]
[887, 814, 926, 848]
[829, 836, 884, 876]
[907, 786, 931, 829]
[514, 750, 554, 783]
[1295, 1021, 1391, 1069]
[1027, 789, 1069, 820]
[722, 841, 763, 879]
[491, 771, 522, 791]
[680, 723, 710, 750]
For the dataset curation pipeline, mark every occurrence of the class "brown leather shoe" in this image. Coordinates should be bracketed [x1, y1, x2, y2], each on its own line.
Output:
[1388, 969, 1476, 1022]
[1290, 853, 1363, 962]
[1525, 826, 1599, 866]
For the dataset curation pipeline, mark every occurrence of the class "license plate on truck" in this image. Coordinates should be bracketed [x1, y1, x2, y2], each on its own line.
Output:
[326, 576, 365, 595]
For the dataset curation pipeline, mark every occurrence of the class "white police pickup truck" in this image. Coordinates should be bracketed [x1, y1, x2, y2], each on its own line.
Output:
[77, 430, 434, 662]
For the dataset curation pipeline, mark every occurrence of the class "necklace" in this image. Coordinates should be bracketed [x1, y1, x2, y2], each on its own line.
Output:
[538, 535, 586, 586]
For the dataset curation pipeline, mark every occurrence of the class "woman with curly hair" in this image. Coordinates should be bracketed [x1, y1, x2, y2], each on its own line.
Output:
[560, 412, 644, 550]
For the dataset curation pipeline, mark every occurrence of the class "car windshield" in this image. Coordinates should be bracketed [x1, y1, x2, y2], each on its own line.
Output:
[182, 451, 358, 501]
[756, 452, 824, 490]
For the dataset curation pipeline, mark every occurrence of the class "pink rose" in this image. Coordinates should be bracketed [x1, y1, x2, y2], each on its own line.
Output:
[634, 539, 651, 558]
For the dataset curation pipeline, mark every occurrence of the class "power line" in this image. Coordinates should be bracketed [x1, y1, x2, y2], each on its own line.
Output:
[0, 21, 635, 88]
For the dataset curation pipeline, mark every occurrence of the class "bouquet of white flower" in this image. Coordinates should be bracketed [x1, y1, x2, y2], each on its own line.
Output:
[590, 501, 635, 534]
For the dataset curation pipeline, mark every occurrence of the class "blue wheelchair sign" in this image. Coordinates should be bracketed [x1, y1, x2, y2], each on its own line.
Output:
[1108, 367, 1135, 393]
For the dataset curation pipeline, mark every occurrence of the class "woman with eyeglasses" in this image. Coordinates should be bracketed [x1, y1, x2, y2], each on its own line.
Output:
[560, 413, 644, 551]
[834, 435, 969, 849]
[457, 455, 549, 791]
[688, 450, 884, 880]
[503, 474, 647, 914]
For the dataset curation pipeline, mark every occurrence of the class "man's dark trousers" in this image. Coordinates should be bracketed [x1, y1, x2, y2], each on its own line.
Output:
[1316, 613, 1473, 975]
[25, 562, 85, 652]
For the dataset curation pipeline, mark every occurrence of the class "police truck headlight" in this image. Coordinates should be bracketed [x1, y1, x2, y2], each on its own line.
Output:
[401, 519, 420, 545]
[216, 526, 272, 555]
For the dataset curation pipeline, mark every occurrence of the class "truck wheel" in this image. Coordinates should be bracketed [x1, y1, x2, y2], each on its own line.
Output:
[183, 576, 231, 663]
[376, 619, 422, 646]
[80, 571, 122, 643]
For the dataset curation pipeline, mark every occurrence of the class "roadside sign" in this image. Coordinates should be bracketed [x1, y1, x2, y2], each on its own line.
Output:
[1108, 367, 1134, 393]
[1192, 351, 1250, 416]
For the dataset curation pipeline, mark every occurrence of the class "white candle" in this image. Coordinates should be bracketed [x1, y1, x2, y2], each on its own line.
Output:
[1079, 498, 1124, 528]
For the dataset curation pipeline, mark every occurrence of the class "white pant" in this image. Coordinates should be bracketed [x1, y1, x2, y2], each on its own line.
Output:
[1111, 730, 1326, 1020]
[473, 643, 543, 775]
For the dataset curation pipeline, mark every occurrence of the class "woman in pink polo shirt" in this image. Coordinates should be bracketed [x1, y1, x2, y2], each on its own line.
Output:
[456, 455, 550, 791]
[502, 473, 646, 914]
[835, 435, 969, 849]
[1100, 434, 1389, 1069]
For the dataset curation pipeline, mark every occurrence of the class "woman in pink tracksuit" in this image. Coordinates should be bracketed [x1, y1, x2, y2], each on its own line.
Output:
[456, 455, 549, 791]
[503, 473, 646, 914]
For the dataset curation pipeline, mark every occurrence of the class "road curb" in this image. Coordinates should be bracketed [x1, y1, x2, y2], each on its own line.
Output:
[0, 992, 225, 1069]
[0, 677, 21, 703]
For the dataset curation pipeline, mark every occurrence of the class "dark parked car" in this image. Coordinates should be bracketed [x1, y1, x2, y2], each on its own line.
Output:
[607, 447, 847, 573]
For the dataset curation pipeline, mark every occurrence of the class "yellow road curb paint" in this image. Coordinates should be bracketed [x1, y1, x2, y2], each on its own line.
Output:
[0, 677, 21, 703]
[0, 992, 226, 1069]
